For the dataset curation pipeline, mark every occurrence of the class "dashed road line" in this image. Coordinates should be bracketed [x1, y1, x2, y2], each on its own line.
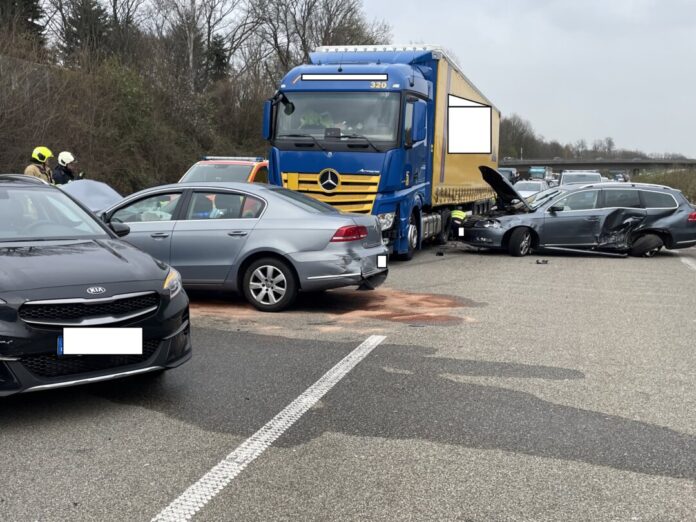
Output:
[152, 334, 387, 522]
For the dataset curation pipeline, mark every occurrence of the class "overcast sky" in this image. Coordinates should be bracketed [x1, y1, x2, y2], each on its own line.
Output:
[365, 0, 696, 157]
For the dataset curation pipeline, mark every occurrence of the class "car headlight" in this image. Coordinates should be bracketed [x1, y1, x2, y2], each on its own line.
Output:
[377, 212, 396, 231]
[476, 219, 502, 229]
[163, 268, 182, 298]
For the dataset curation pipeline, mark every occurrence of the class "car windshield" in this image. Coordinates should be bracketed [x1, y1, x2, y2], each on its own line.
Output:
[561, 173, 602, 184]
[180, 163, 253, 183]
[528, 187, 566, 209]
[0, 187, 109, 242]
[269, 187, 339, 214]
[275, 91, 401, 143]
[515, 182, 542, 191]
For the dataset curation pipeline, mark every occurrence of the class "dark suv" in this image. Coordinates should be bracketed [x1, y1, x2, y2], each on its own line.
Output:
[0, 175, 191, 396]
[460, 167, 696, 257]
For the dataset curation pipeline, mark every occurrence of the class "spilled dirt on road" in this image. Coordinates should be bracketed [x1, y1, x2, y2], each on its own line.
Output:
[189, 287, 483, 330]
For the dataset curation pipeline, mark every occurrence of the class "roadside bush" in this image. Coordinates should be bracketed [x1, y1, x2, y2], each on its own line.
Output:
[634, 170, 696, 203]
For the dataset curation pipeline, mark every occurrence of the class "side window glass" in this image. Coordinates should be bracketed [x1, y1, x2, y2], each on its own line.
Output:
[603, 189, 642, 208]
[404, 102, 414, 141]
[241, 195, 265, 218]
[641, 190, 677, 209]
[254, 167, 269, 184]
[112, 193, 181, 223]
[186, 192, 245, 220]
[553, 190, 599, 211]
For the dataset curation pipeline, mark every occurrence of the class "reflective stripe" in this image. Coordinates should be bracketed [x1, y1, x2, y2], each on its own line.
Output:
[451, 210, 466, 220]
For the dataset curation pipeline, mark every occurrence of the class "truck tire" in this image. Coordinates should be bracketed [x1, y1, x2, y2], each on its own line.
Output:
[396, 211, 418, 261]
[508, 227, 532, 257]
[242, 257, 298, 311]
[434, 209, 451, 245]
[630, 234, 663, 257]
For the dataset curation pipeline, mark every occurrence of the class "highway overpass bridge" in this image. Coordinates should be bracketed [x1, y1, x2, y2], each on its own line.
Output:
[499, 158, 696, 176]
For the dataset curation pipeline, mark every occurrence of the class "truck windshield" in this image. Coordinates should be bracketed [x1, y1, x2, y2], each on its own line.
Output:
[275, 92, 400, 145]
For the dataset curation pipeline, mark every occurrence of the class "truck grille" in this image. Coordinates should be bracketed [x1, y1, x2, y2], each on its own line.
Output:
[18, 339, 160, 378]
[282, 172, 380, 214]
[19, 292, 160, 327]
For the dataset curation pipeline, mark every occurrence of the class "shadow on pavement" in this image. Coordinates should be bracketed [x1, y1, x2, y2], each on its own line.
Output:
[2, 336, 693, 481]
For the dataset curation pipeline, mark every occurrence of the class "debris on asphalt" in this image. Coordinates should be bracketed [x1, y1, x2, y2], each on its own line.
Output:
[536, 259, 549, 264]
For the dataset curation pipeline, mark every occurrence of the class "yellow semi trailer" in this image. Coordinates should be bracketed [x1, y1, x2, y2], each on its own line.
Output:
[264, 45, 500, 259]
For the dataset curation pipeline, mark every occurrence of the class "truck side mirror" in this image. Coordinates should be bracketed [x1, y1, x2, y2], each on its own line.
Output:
[262, 100, 272, 140]
[412, 101, 427, 143]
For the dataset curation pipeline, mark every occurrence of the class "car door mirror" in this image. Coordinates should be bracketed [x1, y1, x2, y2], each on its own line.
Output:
[109, 222, 130, 237]
[549, 204, 564, 213]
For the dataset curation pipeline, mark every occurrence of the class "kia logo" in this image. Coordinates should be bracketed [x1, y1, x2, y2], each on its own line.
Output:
[318, 169, 340, 192]
[86, 286, 106, 295]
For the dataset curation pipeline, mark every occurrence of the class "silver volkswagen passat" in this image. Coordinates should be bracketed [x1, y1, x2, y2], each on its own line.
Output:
[96, 182, 388, 311]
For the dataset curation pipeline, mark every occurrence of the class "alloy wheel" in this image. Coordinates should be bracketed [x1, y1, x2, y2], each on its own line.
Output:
[249, 265, 287, 305]
[520, 232, 531, 255]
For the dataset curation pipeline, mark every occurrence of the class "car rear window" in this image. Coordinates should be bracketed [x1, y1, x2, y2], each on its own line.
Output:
[180, 164, 253, 182]
[561, 173, 602, 184]
[641, 190, 677, 209]
[269, 187, 339, 214]
[603, 189, 642, 208]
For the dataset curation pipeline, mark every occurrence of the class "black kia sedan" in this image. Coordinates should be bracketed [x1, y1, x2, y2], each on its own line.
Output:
[0, 175, 191, 396]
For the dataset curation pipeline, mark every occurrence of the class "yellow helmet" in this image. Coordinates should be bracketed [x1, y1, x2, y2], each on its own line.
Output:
[32, 146, 53, 164]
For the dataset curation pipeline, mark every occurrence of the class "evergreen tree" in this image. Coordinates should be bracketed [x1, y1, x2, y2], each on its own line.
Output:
[206, 34, 229, 83]
[0, 0, 45, 42]
[60, 0, 111, 63]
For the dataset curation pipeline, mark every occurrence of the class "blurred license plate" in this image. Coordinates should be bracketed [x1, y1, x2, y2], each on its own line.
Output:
[59, 328, 143, 355]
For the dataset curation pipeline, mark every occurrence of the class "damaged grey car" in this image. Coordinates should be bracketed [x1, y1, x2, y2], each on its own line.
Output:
[459, 166, 696, 257]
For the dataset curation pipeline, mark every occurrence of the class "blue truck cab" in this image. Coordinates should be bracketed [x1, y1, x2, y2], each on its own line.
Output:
[263, 45, 500, 259]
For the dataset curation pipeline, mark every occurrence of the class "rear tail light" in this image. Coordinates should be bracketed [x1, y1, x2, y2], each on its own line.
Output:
[331, 225, 368, 242]
[688, 211, 696, 222]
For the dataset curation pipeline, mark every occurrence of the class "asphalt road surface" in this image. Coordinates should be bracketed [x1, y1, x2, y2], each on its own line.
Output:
[2, 245, 695, 521]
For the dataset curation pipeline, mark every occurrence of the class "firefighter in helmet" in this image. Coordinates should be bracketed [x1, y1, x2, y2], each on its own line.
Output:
[53, 151, 81, 185]
[24, 146, 54, 184]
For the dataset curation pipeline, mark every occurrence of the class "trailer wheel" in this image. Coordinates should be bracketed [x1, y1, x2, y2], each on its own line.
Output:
[396, 211, 418, 261]
[508, 227, 532, 257]
[630, 233, 663, 257]
[434, 210, 451, 245]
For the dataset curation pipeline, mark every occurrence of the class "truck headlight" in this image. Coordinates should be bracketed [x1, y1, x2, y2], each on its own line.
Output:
[163, 268, 183, 298]
[377, 212, 395, 231]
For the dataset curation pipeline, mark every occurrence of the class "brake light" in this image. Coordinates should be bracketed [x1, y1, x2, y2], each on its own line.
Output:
[688, 211, 696, 222]
[331, 225, 368, 242]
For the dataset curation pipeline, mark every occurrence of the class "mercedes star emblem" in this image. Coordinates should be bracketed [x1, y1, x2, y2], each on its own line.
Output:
[318, 169, 340, 192]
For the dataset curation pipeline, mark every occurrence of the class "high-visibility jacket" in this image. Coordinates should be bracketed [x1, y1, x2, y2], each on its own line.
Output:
[451, 209, 467, 221]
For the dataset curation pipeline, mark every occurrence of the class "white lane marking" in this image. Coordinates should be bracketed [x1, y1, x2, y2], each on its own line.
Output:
[152, 335, 387, 522]
[681, 256, 696, 272]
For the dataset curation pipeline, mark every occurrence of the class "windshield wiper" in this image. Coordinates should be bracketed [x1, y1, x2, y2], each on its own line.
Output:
[341, 134, 379, 152]
[276, 134, 327, 152]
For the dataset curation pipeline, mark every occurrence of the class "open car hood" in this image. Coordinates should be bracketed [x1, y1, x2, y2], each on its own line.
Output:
[60, 180, 123, 213]
[479, 166, 532, 211]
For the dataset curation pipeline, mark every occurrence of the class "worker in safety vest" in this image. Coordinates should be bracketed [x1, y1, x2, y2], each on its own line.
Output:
[24, 146, 54, 184]
[451, 208, 468, 239]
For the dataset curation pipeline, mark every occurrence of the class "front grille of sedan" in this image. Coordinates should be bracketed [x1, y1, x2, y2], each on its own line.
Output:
[18, 338, 160, 378]
[18, 292, 160, 327]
